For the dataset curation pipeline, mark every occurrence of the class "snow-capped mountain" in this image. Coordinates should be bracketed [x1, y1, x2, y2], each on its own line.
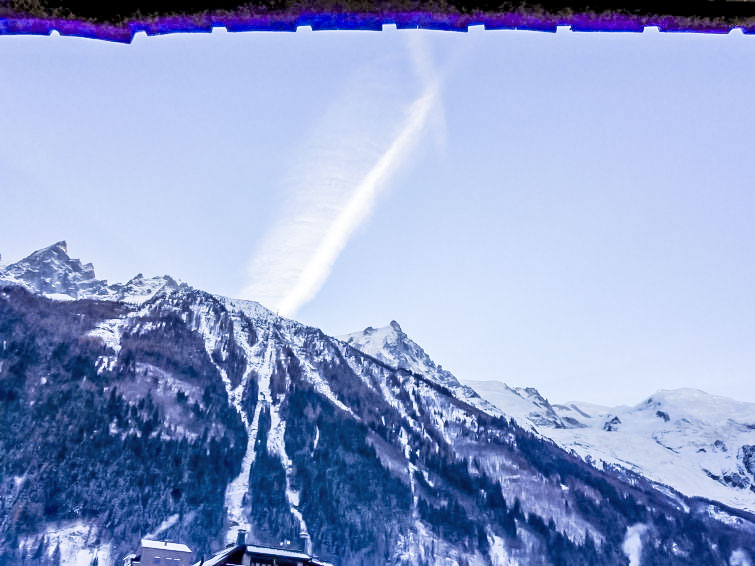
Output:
[340, 324, 755, 513]
[1, 243, 754, 566]
[340, 321, 459, 388]
[553, 389, 755, 510]
[0, 241, 178, 303]
[338, 322, 508, 418]
[464, 381, 755, 513]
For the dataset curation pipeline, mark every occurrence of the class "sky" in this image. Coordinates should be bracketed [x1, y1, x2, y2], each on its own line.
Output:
[1, 26, 754, 406]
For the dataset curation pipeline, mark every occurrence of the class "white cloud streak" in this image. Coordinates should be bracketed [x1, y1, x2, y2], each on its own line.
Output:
[240, 34, 444, 316]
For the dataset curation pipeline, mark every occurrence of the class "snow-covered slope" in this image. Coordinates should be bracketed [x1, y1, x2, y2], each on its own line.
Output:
[461, 381, 571, 431]
[341, 323, 755, 513]
[465, 380, 755, 513]
[550, 389, 755, 512]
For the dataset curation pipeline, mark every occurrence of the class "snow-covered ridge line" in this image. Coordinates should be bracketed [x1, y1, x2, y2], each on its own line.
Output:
[466, 380, 755, 514]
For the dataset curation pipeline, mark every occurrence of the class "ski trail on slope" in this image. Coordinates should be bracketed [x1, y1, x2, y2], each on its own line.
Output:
[223, 314, 274, 544]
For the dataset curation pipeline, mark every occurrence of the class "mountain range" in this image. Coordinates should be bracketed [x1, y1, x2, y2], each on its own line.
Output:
[0, 242, 753, 566]
[463, 381, 755, 515]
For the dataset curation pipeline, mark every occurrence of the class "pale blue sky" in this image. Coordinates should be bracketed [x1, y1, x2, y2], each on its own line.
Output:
[1, 27, 754, 405]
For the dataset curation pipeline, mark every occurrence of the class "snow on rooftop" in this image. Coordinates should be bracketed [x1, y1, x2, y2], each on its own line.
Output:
[141, 539, 192, 553]
[192, 546, 234, 566]
[193, 543, 333, 566]
[245, 543, 311, 560]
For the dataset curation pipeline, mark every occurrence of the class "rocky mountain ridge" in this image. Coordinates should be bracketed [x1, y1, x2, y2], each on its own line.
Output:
[0, 241, 178, 304]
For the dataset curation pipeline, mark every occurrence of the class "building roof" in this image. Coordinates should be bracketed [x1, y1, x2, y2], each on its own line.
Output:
[245, 544, 310, 560]
[192, 546, 236, 566]
[141, 539, 193, 553]
[191, 544, 335, 566]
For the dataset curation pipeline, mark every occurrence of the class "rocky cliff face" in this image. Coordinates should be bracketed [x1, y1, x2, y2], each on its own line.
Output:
[0, 243, 754, 566]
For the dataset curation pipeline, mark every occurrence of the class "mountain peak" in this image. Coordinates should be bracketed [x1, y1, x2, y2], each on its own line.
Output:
[21, 240, 71, 263]
[644, 387, 715, 404]
[29, 240, 69, 258]
[338, 322, 459, 388]
[0, 242, 177, 305]
[0, 241, 102, 299]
